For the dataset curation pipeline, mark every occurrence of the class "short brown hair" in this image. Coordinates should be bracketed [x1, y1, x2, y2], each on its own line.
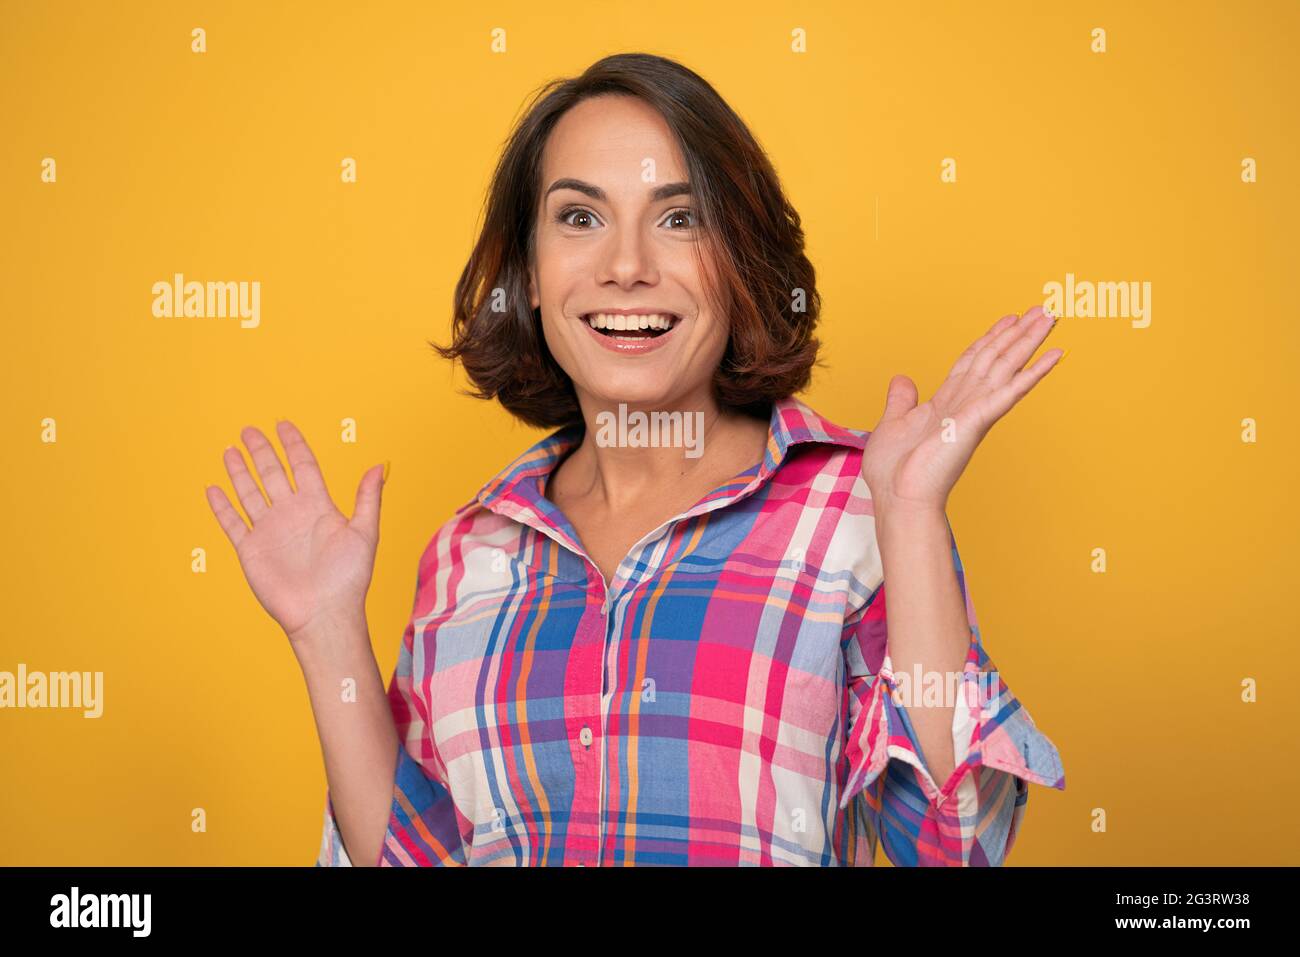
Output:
[432, 52, 823, 429]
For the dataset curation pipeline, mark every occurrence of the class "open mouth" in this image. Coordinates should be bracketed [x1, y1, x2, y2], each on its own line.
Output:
[581, 312, 683, 340]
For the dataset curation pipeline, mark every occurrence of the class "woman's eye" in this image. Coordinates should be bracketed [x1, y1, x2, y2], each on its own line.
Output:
[558, 206, 600, 229]
[663, 208, 697, 229]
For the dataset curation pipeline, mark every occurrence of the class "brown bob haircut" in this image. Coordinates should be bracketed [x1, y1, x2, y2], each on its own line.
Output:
[432, 52, 823, 430]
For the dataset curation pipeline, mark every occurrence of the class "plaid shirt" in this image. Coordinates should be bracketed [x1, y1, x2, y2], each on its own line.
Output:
[316, 395, 1065, 866]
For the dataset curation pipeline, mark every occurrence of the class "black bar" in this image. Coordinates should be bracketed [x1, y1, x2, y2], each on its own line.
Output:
[0, 865, 1282, 941]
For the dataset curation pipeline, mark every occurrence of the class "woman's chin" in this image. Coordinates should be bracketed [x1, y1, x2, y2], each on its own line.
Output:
[572, 376, 684, 409]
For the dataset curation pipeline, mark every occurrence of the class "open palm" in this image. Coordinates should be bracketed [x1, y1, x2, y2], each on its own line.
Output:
[203, 420, 386, 643]
[860, 306, 1063, 515]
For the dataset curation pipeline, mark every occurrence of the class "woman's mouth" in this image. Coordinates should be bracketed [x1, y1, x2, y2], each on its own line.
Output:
[581, 312, 682, 340]
[578, 312, 685, 355]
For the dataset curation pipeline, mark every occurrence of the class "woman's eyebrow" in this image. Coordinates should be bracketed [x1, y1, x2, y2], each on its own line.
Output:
[543, 178, 692, 203]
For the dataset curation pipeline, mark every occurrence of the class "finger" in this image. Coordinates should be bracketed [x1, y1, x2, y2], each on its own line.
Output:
[204, 484, 250, 549]
[984, 347, 1064, 420]
[350, 463, 386, 542]
[969, 305, 1048, 379]
[948, 313, 1020, 379]
[879, 374, 919, 423]
[240, 425, 295, 502]
[987, 311, 1057, 385]
[222, 445, 269, 522]
[276, 419, 330, 500]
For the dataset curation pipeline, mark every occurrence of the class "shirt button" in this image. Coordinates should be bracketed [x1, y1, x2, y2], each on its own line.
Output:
[579, 725, 593, 747]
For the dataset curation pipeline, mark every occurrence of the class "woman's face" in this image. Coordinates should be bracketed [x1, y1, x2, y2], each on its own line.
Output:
[528, 94, 730, 412]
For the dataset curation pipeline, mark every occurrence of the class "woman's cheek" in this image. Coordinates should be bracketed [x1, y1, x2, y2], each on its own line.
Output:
[539, 313, 586, 384]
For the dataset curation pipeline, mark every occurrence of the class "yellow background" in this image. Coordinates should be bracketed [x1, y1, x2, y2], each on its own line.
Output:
[2, 0, 1296, 865]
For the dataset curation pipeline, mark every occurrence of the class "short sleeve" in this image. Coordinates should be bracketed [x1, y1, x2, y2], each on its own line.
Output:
[314, 527, 471, 867]
[838, 515, 1065, 866]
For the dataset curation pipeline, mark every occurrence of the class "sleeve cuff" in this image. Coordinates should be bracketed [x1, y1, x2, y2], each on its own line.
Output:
[839, 652, 1065, 813]
[315, 744, 467, 867]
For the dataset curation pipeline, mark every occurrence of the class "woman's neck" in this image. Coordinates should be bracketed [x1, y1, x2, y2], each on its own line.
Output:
[549, 393, 769, 513]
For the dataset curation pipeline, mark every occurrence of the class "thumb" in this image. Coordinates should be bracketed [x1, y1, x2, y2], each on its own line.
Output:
[879, 374, 919, 423]
[351, 461, 387, 541]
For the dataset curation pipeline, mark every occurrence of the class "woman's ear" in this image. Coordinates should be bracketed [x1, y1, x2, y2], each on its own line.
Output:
[527, 260, 539, 311]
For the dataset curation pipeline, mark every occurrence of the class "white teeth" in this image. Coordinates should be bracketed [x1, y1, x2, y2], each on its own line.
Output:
[583, 312, 677, 331]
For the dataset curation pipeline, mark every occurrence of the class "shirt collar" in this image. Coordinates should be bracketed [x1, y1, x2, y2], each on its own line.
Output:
[473, 395, 866, 533]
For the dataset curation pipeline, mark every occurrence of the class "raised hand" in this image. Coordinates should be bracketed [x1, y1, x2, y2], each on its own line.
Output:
[860, 305, 1063, 518]
[203, 420, 387, 645]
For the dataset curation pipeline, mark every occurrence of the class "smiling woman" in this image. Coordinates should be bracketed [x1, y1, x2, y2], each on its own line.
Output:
[433, 57, 822, 429]
[205, 52, 1066, 869]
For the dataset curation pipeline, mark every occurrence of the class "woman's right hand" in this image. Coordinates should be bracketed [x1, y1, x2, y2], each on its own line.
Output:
[204, 420, 387, 650]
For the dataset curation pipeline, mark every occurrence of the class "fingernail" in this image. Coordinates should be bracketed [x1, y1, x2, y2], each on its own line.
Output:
[382, 460, 390, 484]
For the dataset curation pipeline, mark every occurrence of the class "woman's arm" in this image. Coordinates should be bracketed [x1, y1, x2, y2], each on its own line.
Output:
[291, 611, 398, 868]
[873, 505, 969, 785]
[858, 306, 1063, 793]
[839, 513, 1066, 865]
[204, 419, 394, 865]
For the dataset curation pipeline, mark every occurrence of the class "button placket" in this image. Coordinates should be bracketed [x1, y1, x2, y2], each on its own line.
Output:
[588, 565, 612, 868]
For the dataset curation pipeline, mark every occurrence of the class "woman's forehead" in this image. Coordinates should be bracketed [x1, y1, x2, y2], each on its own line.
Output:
[542, 98, 687, 185]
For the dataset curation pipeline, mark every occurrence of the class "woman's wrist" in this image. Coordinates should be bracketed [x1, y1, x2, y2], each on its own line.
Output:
[288, 608, 374, 682]
[872, 496, 948, 549]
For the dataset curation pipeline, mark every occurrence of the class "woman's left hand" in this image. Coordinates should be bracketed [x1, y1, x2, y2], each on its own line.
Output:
[859, 305, 1063, 520]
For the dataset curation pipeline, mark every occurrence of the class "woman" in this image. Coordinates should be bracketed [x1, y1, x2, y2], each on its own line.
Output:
[204, 53, 1065, 867]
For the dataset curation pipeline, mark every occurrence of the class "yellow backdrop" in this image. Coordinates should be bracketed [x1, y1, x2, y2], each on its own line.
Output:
[2, 0, 1296, 865]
